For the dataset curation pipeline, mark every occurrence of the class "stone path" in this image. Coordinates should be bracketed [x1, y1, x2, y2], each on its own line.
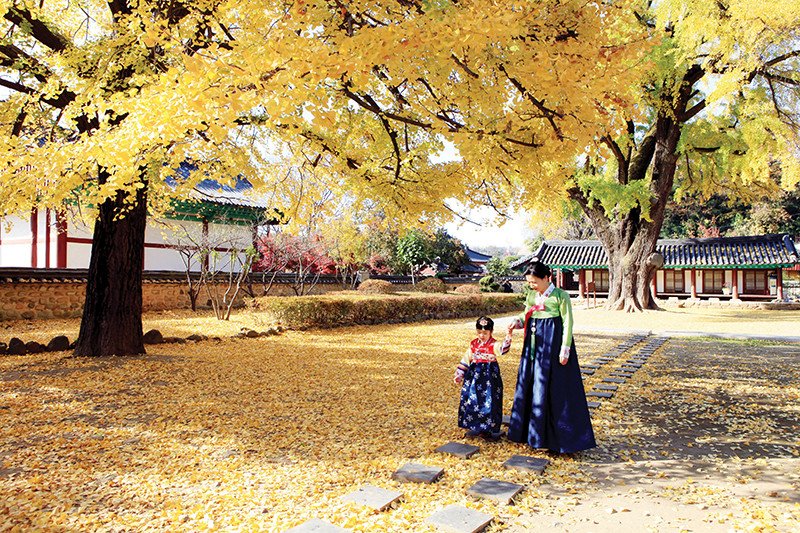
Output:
[293, 333, 670, 533]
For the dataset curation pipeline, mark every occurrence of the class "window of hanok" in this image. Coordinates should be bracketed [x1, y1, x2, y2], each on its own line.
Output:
[703, 270, 725, 293]
[743, 270, 768, 294]
[591, 269, 609, 292]
[663, 270, 684, 292]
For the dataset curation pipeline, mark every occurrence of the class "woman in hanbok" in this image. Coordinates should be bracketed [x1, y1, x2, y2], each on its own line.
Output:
[506, 261, 596, 453]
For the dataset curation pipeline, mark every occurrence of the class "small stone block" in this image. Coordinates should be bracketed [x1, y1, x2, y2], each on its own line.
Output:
[596, 357, 614, 362]
[587, 401, 601, 409]
[340, 485, 403, 511]
[603, 377, 626, 383]
[435, 442, 480, 459]
[587, 391, 613, 398]
[595, 384, 618, 391]
[580, 368, 595, 375]
[502, 414, 511, 426]
[424, 504, 493, 533]
[392, 462, 444, 484]
[582, 364, 600, 369]
[503, 454, 549, 474]
[466, 478, 525, 504]
[625, 361, 643, 367]
[284, 518, 351, 533]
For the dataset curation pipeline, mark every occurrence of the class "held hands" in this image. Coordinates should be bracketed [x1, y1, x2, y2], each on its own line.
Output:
[559, 346, 570, 365]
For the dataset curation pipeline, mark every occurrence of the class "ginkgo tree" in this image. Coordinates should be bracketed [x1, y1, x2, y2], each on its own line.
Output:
[562, 0, 800, 311]
[0, 0, 645, 355]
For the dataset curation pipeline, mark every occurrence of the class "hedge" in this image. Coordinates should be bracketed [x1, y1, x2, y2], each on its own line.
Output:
[248, 293, 523, 329]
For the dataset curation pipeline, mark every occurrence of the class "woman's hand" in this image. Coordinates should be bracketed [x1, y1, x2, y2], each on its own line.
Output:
[559, 346, 570, 365]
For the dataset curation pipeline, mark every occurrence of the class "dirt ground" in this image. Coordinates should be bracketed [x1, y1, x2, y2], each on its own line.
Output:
[507, 335, 800, 533]
[1, 315, 799, 532]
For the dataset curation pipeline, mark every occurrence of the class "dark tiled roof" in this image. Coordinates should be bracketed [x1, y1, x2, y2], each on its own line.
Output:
[513, 234, 799, 270]
[170, 163, 269, 209]
[465, 247, 492, 262]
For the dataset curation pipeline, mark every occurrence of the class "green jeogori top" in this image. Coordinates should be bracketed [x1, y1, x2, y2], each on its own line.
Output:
[516, 286, 574, 356]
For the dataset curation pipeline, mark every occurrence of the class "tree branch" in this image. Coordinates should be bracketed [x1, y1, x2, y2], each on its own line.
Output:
[4, 5, 71, 51]
[498, 64, 564, 140]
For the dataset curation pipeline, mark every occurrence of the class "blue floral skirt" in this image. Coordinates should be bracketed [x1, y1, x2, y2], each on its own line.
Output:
[458, 361, 503, 433]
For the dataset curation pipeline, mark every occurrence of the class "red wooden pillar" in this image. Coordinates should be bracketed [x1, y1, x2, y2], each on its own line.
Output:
[690, 269, 698, 298]
[731, 269, 739, 299]
[30, 207, 39, 267]
[776, 268, 784, 300]
[202, 219, 210, 271]
[56, 211, 68, 268]
[578, 270, 586, 298]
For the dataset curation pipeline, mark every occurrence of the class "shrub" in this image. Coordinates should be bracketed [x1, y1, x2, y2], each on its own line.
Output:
[454, 284, 481, 294]
[479, 275, 501, 292]
[414, 277, 448, 293]
[357, 279, 397, 294]
[249, 293, 520, 329]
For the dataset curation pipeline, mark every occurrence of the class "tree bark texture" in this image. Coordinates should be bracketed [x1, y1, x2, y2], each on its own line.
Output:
[73, 181, 148, 356]
[569, 67, 700, 312]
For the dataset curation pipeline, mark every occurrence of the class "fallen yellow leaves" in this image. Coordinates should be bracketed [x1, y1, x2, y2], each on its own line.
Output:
[1, 320, 798, 532]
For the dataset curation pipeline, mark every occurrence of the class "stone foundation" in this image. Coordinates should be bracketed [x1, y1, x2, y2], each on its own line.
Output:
[0, 279, 345, 321]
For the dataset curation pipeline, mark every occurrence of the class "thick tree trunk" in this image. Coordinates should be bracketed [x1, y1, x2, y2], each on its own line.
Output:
[73, 183, 148, 356]
[570, 92, 688, 312]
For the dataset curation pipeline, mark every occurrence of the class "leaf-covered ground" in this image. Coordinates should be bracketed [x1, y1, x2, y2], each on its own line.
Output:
[1, 317, 799, 532]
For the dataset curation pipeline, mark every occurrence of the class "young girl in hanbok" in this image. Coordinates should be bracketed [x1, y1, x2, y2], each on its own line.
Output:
[506, 262, 596, 454]
[454, 316, 512, 440]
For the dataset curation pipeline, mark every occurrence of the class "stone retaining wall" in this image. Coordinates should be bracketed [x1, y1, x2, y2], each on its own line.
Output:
[0, 280, 345, 321]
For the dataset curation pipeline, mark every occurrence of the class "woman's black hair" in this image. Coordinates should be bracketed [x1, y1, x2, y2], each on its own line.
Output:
[475, 316, 494, 331]
[525, 261, 551, 279]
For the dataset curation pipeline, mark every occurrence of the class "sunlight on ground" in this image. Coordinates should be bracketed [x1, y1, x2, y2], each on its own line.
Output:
[1, 316, 799, 531]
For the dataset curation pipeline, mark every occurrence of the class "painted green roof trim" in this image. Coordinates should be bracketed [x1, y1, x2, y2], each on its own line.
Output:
[167, 199, 271, 225]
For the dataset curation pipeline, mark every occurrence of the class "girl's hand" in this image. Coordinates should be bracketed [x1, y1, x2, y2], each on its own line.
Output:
[506, 323, 515, 335]
[453, 367, 465, 384]
[559, 346, 570, 365]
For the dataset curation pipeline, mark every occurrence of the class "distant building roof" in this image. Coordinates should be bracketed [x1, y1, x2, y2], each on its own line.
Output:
[167, 163, 275, 224]
[465, 247, 492, 262]
[513, 234, 799, 270]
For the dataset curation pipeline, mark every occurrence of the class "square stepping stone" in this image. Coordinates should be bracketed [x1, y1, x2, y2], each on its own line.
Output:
[595, 384, 618, 391]
[625, 361, 643, 367]
[425, 504, 493, 533]
[340, 484, 403, 511]
[582, 363, 600, 369]
[580, 368, 595, 375]
[587, 391, 613, 398]
[587, 401, 601, 409]
[603, 377, 626, 383]
[596, 357, 614, 362]
[284, 519, 351, 532]
[466, 478, 525, 504]
[503, 454, 549, 474]
[611, 371, 633, 377]
[392, 462, 444, 484]
[435, 442, 480, 459]
[502, 414, 511, 426]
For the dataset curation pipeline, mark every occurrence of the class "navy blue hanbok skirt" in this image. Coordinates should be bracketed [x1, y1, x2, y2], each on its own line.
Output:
[508, 316, 596, 453]
[458, 362, 503, 434]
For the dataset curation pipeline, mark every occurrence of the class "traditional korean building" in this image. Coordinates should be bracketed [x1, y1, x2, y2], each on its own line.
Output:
[0, 176, 273, 272]
[464, 247, 492, 273]
[513, 234, 799, 301]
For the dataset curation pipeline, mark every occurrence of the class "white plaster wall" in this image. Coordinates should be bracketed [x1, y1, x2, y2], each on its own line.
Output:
[145, 246, 189, 272]
[0, 215, 32, 267]
[66, 242, 92, 268]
